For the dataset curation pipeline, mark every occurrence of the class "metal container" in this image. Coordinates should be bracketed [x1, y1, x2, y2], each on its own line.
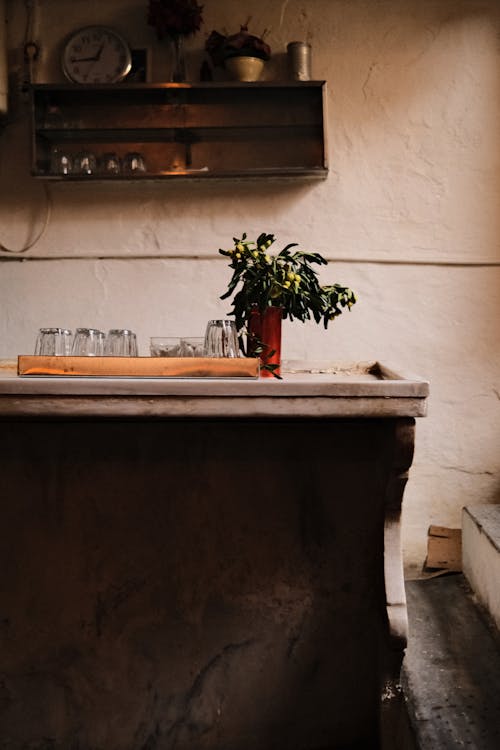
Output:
[287, 41, 312, 81]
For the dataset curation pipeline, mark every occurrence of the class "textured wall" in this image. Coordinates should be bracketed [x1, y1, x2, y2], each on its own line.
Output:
[1, 0, 499, 571]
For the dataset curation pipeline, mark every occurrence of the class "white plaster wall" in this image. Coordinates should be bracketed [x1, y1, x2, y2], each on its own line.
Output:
[1, 0, 499, 571]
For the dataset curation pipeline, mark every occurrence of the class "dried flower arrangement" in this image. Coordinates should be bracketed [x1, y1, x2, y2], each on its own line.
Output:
[147, 0, 204, 39]
[205, 20, 271, 68]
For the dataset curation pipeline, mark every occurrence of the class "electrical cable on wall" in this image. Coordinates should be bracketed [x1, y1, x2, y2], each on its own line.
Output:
[0, 0, 50, 254]
[0, 0, 8, 117]
[0, 181, 51, 253]
[22, 0, 39, 89]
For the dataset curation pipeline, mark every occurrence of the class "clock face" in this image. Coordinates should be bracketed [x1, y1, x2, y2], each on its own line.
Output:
[62, 26, 132, 84]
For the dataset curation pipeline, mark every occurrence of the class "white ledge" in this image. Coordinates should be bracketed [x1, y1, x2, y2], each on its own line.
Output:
[0, 360, 429, 419]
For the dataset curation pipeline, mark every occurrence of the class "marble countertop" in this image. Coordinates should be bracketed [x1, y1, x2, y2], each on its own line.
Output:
[0, 360, 429, 419]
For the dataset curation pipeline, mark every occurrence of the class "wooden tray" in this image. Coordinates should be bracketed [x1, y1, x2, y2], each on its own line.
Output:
[18, 356, 259, 379]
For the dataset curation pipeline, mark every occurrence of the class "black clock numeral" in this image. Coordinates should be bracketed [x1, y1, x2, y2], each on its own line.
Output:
[72, 44, 82, 53]
[81, 34, 91, 45]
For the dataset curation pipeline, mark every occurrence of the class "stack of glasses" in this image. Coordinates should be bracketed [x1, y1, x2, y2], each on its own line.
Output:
[34, 328, 138, 357]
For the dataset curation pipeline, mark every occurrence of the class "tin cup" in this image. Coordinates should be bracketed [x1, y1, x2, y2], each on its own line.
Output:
[287, 41, 312, 81]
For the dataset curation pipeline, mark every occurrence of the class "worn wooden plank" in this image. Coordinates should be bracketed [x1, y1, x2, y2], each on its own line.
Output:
[18, 355, 259, 378]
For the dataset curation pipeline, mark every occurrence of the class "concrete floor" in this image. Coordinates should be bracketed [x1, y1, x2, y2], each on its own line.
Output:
[402, 574, 500, 749]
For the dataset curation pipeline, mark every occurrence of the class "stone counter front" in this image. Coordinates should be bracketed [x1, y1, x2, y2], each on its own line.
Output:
[0, 363, 427, 750]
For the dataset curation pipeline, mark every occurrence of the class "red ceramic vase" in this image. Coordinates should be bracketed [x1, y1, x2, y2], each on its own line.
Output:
[248, 305, 282, 377]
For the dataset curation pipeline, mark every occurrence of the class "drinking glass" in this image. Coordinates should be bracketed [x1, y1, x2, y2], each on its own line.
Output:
[35, 327, 73, 356]
[50, 148, 73, 175]
[105, 329, 138, 356]
[73, 151, 97, 175]
[204, 320, 240, 358]
[150, 337, 182, 357]
[180, 337, 206, 357]
[71, 328, 105, 356]
[100, 152, 121, 175]
[122, 152, 146, 174]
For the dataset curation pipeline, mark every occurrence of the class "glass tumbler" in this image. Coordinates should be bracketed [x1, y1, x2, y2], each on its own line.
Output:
[100, 152, 121, 175]
[105, 329, 138, 356]
[73, 151, 97, 175]
[71, 328, 105, 356]
[35, 327, 73, 356]
[204, 320, 240, 358]
[50, 148, 73, 175]
[150, 337, 182, 357]
[122, 152, 146, 174]
[180, 337, 206, 357]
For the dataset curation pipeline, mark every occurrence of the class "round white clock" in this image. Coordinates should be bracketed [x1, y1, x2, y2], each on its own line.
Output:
[62, 26, 132, 84]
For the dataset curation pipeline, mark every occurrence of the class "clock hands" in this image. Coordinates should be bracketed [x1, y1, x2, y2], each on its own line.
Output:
[70, 55, 99, 63]
[70, 41, 105, 64]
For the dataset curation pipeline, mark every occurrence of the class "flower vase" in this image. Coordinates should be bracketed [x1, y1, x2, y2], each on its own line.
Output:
[170, 35, 187, 82]
[248, 305, 283, 378]
[224, 55, 265, 82]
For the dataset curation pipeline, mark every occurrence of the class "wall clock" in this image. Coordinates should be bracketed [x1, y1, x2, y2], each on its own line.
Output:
[62, 26, 132, 84]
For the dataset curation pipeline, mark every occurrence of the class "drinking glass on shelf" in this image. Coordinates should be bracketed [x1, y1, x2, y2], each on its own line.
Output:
[73, 151, 97, 175]
[150, 337, 182, 357]
[104, 329, 138, 356]
[100, 152, 121, 175]
[122, 152, 146, 174]
[204, 320, 240, 358]
[71, 328, 105, 356]
[34, 327, 73, 356]
[180, 337, 206, 357]
[44, 105, 65, 129]
[50, 148, 73, 175]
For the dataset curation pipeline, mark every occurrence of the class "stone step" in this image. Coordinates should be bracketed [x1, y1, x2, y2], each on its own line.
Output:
[462, 504, 500, 631]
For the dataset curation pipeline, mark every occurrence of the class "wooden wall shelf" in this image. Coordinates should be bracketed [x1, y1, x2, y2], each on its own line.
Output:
[30, 82, 328, 181]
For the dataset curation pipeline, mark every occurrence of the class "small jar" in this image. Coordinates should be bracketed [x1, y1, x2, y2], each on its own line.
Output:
[287, 41, 312, 81]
